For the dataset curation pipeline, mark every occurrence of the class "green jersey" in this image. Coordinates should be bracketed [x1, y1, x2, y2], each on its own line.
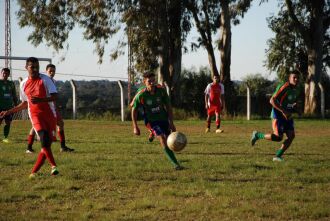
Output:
[0, 80, 17, 110]
[271, 82, 300, 119]
[132, 85, 169, 122]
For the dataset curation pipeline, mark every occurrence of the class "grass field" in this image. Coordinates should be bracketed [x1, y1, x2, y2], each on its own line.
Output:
[0, 119, 329, 221]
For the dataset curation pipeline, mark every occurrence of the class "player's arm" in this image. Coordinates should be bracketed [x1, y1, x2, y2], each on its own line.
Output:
[131, 107, 140, 135]
[270, 95, 291, 119]
[0, 101, 28, 118]
[31, 93, 57, 104]
[205, 94, 209, 109]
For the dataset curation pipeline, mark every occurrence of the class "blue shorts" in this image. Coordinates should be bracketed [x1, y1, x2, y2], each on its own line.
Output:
[272, 118, 294, 137]
[147, 120, 170, 136]
[0, 109, 13, 122]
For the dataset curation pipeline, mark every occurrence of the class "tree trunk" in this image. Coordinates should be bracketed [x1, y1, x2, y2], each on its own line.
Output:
[219, 0, 232, 115]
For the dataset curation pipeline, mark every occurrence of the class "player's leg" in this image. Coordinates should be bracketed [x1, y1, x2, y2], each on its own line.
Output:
[251, 119, 283, 146]
[273, 120, 295, 161]
[205, 107, 214, 133]
[152, 121, 182, 170]
[2, 115, 13, 143]
[215, 109, 223, 133]
[57, 118, 74, 152]
[26, 127, 36, 153]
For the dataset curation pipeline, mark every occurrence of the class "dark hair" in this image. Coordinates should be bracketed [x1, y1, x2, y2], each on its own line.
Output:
[26, 57, 39, 65]
[290, 70, 300, 76]
[1, 68, 10, 74]
[143, 71, 155, 79]
[46, 64, 56, 70]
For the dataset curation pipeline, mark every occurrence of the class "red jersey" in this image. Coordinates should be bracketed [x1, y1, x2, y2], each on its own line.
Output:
[20, 73, 57, 132]
[204, 82, 225, 106]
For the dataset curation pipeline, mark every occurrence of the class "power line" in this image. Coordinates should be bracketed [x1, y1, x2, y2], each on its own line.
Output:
[0, 67, 128, 80]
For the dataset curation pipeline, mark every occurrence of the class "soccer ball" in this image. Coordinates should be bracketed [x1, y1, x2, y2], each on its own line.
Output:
[167, 132, 187, 152]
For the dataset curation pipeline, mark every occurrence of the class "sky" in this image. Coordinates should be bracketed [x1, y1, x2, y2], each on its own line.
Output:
[0, 1, 279, 81]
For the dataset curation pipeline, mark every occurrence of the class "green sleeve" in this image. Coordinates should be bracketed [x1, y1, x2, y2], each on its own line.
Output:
[132, 93, 141, 109]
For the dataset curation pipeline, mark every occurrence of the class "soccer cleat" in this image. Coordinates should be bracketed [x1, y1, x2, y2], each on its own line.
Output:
[2, 138, 9, 143]
[273, 156, 284, 162]
[29, 173, 37, 179]
[60, 146, 74, 152]
[51, 166, 59, 175]
[26, 148, 35, 154]
[148, 132, 155, 142]
[175, 165, 185, 170]
[251, 131, 258, 146]
[215, 129, 224, 133]
[205, 128, 210, 133]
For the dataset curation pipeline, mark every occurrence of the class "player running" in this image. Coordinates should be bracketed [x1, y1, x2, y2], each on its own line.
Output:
[0, 68, 18, 143]
[250, 70, 301, 162]
[131, 72, 183, 170]
[0, 57, 59, 177]
[26, 64, 74, 153]
[204, 75, 225, 133]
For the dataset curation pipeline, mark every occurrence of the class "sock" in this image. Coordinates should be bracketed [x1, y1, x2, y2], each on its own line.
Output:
[27, 134, 35, 149]
[206, 120, 211, 129]
[31, 150, 46, 173]
[58, 130, 66, 148]
[216, 119, 221, 129]
[4, 124, 10, 138]
[163, 146, 179, 166]
[256, 132, 265, 139]
[42, 147, 57, 167]
[276, 149, 285, 158]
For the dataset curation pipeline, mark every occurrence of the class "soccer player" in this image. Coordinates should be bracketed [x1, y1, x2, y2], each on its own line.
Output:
[26, 64, 74, 153]
[250, 70, 301, 162]
[0, 57, 59, 177]
[0, 68, 18, 143]
[130, 85, 155, 142]
[204, 75, 225, 133]
[131, 72, 183, 170]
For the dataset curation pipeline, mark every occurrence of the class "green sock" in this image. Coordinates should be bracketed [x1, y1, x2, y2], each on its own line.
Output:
[4, 125, 10, 138]
[276, 149, 285, 157]
[256, 132, 265, 139]
[163, 147, 179, 166]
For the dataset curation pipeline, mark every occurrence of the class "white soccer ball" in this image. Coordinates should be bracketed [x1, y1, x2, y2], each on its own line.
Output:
[167, 132, 187, 152]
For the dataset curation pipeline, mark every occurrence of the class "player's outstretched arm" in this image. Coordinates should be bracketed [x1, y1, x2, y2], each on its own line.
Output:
[0, 101, 28, 118]
[131, 107, 140, 135]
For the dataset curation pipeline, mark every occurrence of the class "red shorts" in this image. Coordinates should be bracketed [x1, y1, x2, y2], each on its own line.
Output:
[30, 113, 56, 136]
[207, 105, 222, 116]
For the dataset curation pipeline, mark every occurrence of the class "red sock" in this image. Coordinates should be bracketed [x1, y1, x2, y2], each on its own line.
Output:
[27, 134, 35, 146]
[42, 147, 57, 167]
[206, 120, 211, 128]
[216, 119, 221, 128]
[58, 130, 65, 143]
[31, 150, 46, 173]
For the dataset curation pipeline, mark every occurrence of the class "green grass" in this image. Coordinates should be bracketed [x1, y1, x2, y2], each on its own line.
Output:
[0, 119, 329, 220]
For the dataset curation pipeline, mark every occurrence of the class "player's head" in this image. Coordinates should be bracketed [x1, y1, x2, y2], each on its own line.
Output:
[213, 75, 220, 83]
[25, 57, 40, 78]
[46, 64, 56, 79]
[1, 68, 10, 80]
[288, 70, 299, 86]
[143, 71, 156, 88]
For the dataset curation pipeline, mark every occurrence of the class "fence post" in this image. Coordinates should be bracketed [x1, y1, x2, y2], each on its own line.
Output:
[70, 80, 77, 120]
[318, 83, 325, 118]
[247, 86, 251, 120]
[117, 80, 125, 122]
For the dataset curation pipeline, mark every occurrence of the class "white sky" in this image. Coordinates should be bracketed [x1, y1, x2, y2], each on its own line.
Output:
[0, 1, 279, 81]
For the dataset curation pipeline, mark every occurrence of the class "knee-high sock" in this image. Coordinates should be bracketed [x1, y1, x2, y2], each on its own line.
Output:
[4, 124, 10, 138]
[58, 130, 66, 147]
[31, 150, 46, 173]
[206, 120, 211, 129]
[164, 146, 179, 166]
[42, 147, 57, 167]
[27, 134, 35, 148]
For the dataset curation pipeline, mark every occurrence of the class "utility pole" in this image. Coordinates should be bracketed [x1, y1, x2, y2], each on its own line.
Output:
[5, 0, 12, 74]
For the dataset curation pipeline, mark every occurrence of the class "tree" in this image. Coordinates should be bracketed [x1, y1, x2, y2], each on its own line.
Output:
[266, 0, 329, 114]
[185, 0, 252, 114]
